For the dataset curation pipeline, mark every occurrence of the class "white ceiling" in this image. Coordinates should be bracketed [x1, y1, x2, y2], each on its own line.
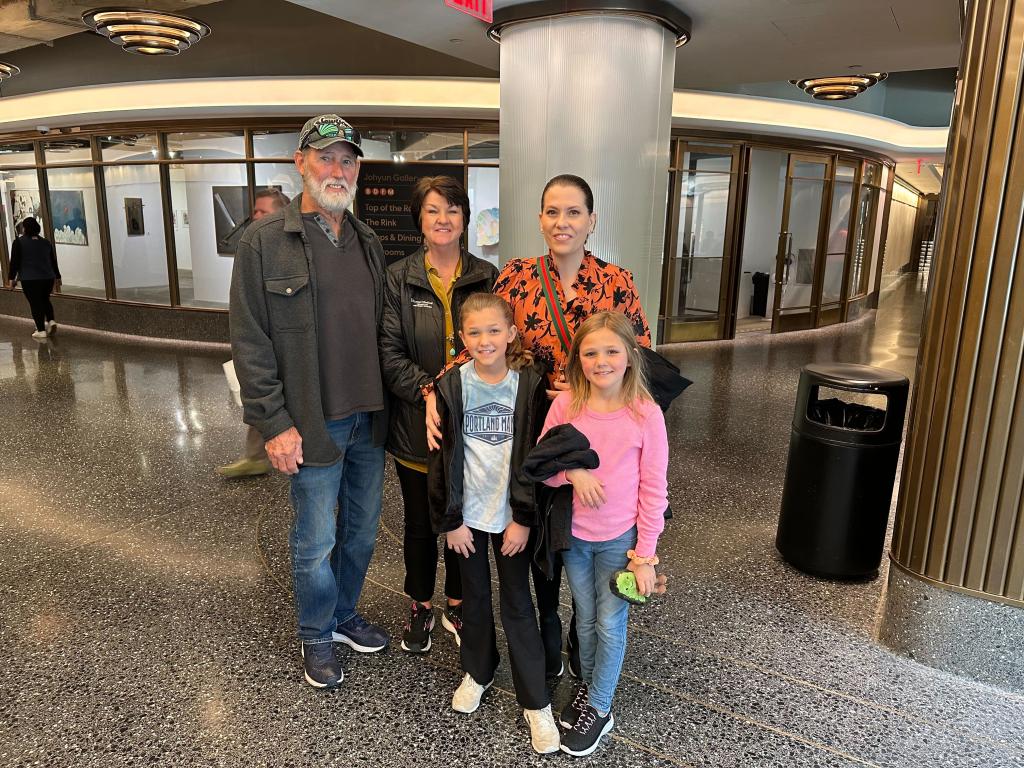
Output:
[289, 0, 961, 88]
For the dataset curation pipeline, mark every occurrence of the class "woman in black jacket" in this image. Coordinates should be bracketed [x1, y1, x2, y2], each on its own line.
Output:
[379, 175, 498, 654]
[8, 217, 61, 340]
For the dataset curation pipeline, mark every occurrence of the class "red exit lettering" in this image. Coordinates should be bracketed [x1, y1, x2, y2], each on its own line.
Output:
[444, 0, 493, 24]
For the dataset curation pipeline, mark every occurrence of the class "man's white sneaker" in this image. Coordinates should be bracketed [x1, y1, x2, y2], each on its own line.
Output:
[31, 330, 47, 340]
[451, 673, 491, 713]
[524, 704, 560, 754]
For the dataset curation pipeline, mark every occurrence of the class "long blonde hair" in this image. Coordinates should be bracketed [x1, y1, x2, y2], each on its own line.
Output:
[565, 311, 652, 417]
[459, 293, 534, 372]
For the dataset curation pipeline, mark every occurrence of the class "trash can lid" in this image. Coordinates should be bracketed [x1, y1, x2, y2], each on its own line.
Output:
[803, 363, 908, 389]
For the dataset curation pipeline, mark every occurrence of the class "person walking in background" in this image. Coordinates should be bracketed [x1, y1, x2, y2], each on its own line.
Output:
[7, 216, 61, 341]
[379, 175, 498, 653]
[538, 311, 668, 757]
[218, 188, 291, 479]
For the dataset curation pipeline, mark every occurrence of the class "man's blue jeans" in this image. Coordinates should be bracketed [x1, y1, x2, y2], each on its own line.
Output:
[289, 412, 384, 644]
[561, 526, 637, 714]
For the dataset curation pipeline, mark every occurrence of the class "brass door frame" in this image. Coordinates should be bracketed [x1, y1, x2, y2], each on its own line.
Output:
[660, 140, 741, 343]
[823, 158, 862, 326]
[772, 152, 834, 333]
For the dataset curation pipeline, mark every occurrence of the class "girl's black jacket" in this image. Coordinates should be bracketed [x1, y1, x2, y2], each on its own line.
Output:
[427, 361, 549, 535]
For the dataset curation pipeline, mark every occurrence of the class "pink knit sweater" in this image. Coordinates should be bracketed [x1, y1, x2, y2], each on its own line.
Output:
[539, 392, 668, 557]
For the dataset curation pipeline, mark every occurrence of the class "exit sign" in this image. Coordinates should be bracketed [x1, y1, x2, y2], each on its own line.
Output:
[444, 0, 493, 23]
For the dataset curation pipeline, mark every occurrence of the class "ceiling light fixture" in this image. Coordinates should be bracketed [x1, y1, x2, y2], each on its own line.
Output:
[791, 73, 888, 100]
[0, 62, 21, 80]
[82, 8, 211, 56]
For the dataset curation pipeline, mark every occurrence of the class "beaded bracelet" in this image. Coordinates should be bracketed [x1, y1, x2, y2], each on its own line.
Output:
[627, 549, 659, 566]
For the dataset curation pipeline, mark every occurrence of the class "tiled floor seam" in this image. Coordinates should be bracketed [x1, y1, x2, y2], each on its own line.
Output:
[633, 627, 1024, 755]
[257, 512, 890, 768]
[265, 509, 1024, 763]
[381, 513, 1024, 754]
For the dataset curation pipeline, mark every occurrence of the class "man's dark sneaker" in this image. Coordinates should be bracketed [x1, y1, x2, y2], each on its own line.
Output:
[441, 602, 463, 647]
[332, 613, 388, 652]
[567, 631, 581, 679]
[301, 642, 343, 689]
[401, 601, 435, 653]
[559, 681, 589, 729]
[560, 705, 614, 757]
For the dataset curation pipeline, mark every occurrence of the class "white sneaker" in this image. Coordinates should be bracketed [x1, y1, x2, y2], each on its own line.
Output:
[452, 673, 491, 713]
[45, 320, 56, 334]
[31, 330, 47, 340]
[524, 704, 560, 754]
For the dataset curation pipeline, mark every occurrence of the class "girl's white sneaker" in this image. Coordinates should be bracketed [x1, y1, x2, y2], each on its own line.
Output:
[524, 704, 560, 754]
[452, 673, 491, 713]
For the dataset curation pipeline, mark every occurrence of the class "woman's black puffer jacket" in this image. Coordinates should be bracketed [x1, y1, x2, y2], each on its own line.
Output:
[379, 247, 498, 465]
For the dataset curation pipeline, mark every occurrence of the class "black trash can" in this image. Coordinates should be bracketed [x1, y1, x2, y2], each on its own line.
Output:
[776, 363, 910, 578]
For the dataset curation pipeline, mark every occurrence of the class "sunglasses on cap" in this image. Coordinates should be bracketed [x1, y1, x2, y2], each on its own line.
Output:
[297, 115, 363, 155]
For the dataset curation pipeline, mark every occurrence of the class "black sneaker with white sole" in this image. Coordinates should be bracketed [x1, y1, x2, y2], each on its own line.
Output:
[560, 705, 613, 757]
[559, 680, 589, 729]
[441, 603, 462, 646]
[567, 630, 581, 679]
[401, 601, 435, 653]
[301, 642, 343, 688]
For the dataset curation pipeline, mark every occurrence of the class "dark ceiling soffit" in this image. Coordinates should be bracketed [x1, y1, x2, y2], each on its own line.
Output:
[488, 0, 692, 45]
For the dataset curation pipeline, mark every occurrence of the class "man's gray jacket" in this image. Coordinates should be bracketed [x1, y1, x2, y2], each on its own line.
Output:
[229, 194, 389, 467]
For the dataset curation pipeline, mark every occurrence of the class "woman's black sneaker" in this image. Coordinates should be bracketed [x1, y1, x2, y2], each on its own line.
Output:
[401, 601, 435, 653]
[441, 602, 462, 646]
[566, 631, 581, 678]
[560, 705, 614, 757]
[559, 681, 589, 729]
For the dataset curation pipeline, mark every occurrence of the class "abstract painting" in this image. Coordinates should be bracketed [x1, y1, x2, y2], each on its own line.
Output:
[10, 190, 41, 231]
[50, 190, 88, 245]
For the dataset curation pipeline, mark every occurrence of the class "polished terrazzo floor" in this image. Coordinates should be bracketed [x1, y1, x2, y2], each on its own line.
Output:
[2, 275, 1023, 768]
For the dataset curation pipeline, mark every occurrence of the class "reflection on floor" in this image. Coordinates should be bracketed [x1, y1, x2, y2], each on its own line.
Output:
[735, 316, 772, 333]
[2, 273, 1023, 767]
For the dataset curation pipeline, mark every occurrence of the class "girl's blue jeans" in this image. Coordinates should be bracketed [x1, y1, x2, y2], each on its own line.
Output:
[561, 526, 637, 714]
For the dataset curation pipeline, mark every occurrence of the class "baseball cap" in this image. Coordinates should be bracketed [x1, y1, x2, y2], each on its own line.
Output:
[297, 114, 363, 156]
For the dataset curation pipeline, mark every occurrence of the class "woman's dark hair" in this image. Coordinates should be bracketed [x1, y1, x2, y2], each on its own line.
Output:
[541, 174, 594, 214]
[410, 175, 471, 231]
[21, 217, 41, 237]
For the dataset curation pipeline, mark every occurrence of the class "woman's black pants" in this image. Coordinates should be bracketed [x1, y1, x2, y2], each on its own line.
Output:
[20, 279, 54, 332]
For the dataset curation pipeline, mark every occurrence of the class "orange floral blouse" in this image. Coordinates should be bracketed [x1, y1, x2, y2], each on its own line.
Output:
[449, 251, 651, 387]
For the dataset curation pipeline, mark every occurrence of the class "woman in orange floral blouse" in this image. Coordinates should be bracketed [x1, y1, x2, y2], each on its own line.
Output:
[425, 173, 652, 678]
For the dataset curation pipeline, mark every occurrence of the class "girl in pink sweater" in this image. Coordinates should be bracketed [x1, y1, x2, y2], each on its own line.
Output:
[539, 311, 669, 757]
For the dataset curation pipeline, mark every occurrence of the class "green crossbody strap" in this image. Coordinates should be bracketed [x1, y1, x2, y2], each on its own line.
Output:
[537, 256, 573, 354]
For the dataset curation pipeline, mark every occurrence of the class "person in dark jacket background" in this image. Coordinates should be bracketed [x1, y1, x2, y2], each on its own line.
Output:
[8, 217, 61, 340]
[379, 175, 498, 654]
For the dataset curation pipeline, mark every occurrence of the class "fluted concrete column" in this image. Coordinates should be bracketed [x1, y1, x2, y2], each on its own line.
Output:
[880, 0, 1024, 692]
[492, 3, 688, 342]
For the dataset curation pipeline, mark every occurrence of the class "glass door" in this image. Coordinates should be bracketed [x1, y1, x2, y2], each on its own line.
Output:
[772, 154, 831, 333]
[819, 160, 859, 327]
[661, 141, 740, 342]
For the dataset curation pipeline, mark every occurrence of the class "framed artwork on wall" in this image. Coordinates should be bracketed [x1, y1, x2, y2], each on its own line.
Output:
[50, 190, 88, 245]
[10, 190, 41, 231]
[125, 198, 144, 235]
[212, 185, 249, 255]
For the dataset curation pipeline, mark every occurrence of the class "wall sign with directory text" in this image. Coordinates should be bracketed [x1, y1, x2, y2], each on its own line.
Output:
[357, 163, 456, 266]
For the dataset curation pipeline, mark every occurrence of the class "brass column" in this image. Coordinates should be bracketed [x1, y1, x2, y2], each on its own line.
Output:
[880, 0, 1024, 691]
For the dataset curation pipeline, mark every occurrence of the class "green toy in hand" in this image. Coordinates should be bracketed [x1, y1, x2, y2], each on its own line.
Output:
[610, 569, 668, 605]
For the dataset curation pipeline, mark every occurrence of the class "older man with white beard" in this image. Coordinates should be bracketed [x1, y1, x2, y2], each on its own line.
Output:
[230, 114, 390, 688]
